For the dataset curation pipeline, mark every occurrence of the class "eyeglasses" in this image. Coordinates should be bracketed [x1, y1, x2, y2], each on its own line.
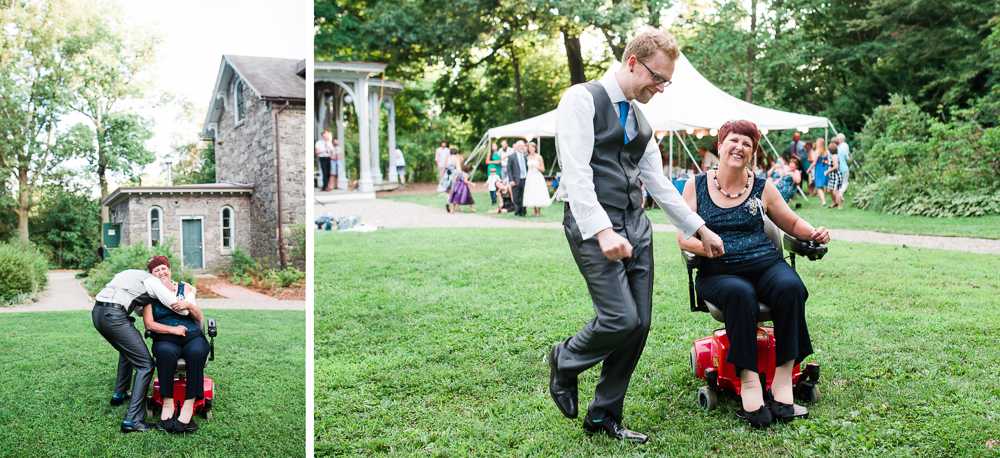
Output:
[635, 57, 672, 88]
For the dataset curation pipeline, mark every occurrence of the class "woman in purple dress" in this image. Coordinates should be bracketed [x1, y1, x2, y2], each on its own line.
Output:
[448, 165, 477, 213]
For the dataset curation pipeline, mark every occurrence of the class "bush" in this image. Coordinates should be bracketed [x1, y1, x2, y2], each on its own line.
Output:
[854, 93, 1000, 216]
[276, 267, 305, 287]
[224, 245, 258, 277]
[83, 238, 194, 296]
[0, 239, 50, 303]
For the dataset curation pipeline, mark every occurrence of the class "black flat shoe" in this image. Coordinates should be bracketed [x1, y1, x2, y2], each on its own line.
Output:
[120, 421, 154, 434]
[548, 346, 578, 419]
[174, 418, 198, 433]
[735, 405, 772, 428]
[110, 392, 130, 406]
[157, 410, 179, 432]
[769, 399, 809, 423]
[583, 415, 649, 443]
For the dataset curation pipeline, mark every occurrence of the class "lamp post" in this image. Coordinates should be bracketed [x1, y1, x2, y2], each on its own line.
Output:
[164, 158, 174, 186]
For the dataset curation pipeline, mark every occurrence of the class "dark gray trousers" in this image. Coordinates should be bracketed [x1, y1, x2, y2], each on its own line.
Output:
[556, 203, 653, 422]
[92, 305, 153, 423]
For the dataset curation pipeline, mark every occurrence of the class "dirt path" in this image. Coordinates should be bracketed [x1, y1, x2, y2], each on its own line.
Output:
[1, 271, 305, 313]
[316, 198, 1000, 255]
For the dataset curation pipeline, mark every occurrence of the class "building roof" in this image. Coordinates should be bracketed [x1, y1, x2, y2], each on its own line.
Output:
[202, 55, 305, 139]
[103, 183, 254, 208]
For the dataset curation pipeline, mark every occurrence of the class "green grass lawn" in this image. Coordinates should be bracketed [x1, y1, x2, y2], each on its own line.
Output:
[0, 309, 305, 457]
[315, 228, 1000, 457]
[383, 188, 1000, 239]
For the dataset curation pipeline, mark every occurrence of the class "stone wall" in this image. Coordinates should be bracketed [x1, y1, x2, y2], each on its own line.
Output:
[109, 194, 251, 271]
[215, 76, 306, 269]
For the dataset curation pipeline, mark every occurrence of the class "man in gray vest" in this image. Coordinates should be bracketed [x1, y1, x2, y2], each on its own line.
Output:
[93, 268, 193, 433]
[551, 27, 724, 443]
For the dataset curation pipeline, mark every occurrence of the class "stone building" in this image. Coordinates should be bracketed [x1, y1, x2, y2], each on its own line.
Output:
[103, 55, 305, 271]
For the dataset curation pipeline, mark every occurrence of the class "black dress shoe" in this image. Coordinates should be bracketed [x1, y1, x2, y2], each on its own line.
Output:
[110, 392, 130, 406]
[548, 346, 578, 418]
[583, 415, 649, 443]
[174, 418, 198, 433]
[769, 400, 809, 423]
[120, 421, 154, 434]
[735, 405, 773, 428]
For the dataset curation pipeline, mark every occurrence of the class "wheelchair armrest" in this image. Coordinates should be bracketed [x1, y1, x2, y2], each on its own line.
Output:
[782, 233, 828, 260]
[207, 318, 217, 338]
[144, 330, 154, 339]
[681, 250, 702, 269]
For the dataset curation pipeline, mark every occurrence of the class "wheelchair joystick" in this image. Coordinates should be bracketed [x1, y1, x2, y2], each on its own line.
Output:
[705, 368, 719, 389]
[806, 362, 820, 382]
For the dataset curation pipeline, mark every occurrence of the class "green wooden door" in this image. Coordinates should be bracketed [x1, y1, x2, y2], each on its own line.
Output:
[181, 219, 203, 269]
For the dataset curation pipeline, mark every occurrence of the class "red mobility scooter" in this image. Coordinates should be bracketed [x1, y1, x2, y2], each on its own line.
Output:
[682, 220, 827, 411]
[145, 318, 218, 420]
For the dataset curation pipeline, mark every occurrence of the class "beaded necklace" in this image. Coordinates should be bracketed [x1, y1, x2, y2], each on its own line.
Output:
[712, 167, 752, 199]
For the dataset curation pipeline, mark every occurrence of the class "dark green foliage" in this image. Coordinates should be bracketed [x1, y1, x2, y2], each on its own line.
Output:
[83, 238, 194, 296]
[173, 141, 216, 185]
[224, 245, 258, 277]
[28, 174, 101, 270]
[0, 239, 49, 303]
[854, 94, 1000, 216]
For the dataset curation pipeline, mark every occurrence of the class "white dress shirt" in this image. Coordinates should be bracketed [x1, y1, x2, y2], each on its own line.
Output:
[95, 269, 178, 309]
[555, 73, 705, 241]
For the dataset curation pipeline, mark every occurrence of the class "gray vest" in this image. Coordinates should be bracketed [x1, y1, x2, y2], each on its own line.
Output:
[582, 81, 651, 210]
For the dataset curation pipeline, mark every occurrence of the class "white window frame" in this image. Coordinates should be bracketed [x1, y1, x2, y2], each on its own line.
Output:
[220, 205, 235, 252]
[148, 206, 163, 247]
[234, 79, 245, 127]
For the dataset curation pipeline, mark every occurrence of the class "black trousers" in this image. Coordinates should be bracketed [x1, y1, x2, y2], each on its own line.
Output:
[318, 157, 332, 189]
[511, 179, 526, 216]
[152, 332, 210, 400]
[92, 305, 153, 423]
[554, 203, 653, 422]
[696, 251, 813, 374]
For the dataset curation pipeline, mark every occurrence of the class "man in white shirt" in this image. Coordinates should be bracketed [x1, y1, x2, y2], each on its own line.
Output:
[497, 139, 513, 182]
[395, 148, 406, 186]
[315, 131, 334, 191]
[549, 27, 724, 443]
[836, 133, 851, 193]
[699, 146, 719, 170]
[93, 267, 194, 433]
[435, 141, 451, 179]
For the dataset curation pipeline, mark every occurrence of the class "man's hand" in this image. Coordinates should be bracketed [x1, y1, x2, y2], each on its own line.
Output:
[596, 228, 632, 261]
[172, 299, 193, 313]
[697, 225, 725, 258]
[509, 181, 516, 187]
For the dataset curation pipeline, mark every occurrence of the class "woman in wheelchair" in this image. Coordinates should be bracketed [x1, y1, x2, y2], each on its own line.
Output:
[678, 120, 830, 428]
[141, 255, 210, 433]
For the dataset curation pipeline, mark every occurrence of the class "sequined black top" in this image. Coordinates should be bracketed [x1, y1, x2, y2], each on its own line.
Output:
[151, 283, 203, 336]
[695, 172, 777, 266]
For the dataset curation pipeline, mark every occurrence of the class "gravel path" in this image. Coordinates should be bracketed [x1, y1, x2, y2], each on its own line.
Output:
[1, 271, 305, 313]
[316, 198, 1000, 255]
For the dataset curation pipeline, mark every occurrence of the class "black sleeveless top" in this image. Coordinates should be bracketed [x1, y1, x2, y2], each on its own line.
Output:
[151, 283, 203, 336]
[695, 171, 777, 266]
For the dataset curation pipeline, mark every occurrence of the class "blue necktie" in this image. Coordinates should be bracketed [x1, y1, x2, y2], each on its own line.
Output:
[619, 101, 629, 144]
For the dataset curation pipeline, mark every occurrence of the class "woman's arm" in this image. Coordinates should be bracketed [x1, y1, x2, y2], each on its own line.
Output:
[676, 179, 710, 256]
[762, 181, 830, 243]
[536, 156, 545, 173]
[143, 302, 187, 336]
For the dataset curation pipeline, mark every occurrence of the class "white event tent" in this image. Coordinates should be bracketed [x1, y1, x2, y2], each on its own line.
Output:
[467, 52, 838, 187]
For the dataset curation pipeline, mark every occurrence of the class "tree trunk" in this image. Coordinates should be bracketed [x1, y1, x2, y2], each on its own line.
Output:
[512, 46, 525, 121]
[601, 27, 625, 62]
[562, 28, 586, 85]
[648, 0, 662, 27]
[16, 166, 30, 241]
[745, 0, 757, 103]
[96, 118, 110, 224]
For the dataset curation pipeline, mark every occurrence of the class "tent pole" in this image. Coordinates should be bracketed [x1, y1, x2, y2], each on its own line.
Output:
[669, 131, 674, 178]
[677, 133, 701, 173]
[684, 135, 703, 173]
[466, 131, 491, 180]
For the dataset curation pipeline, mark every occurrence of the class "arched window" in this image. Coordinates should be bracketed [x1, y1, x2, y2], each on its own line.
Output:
[235, 80, 245, 123]
[221, 206, 234, 250]
[148, 206, 163, 247]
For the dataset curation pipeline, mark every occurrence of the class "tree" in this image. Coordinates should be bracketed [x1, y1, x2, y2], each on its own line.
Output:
[173, 141, 216, 185]
[29, 170, 101, 269]
[0, 0, 76, 240]
[63, 2, 161, 222]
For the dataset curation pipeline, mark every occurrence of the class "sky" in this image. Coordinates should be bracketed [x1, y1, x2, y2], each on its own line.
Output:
[74, 0, 310, 191]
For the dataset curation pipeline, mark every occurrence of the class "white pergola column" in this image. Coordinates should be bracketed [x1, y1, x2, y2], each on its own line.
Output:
[334, 89, 347, 189]
[368, 91, 383, 184]
[386, 96, 398, 182]
[356, 77, 373, 193]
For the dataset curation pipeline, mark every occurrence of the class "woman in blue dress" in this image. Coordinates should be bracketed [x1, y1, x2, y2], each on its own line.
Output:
[808, 143, 829, 206]
[678, 120, 830, 428]
[142, 256, 210, 433]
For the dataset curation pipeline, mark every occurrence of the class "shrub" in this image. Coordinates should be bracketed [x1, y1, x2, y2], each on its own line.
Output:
[83, 238, 194, 296]
[276, 267, 304, 287]
[224, 245, 258, 277]
[0, 239, 50, 303]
